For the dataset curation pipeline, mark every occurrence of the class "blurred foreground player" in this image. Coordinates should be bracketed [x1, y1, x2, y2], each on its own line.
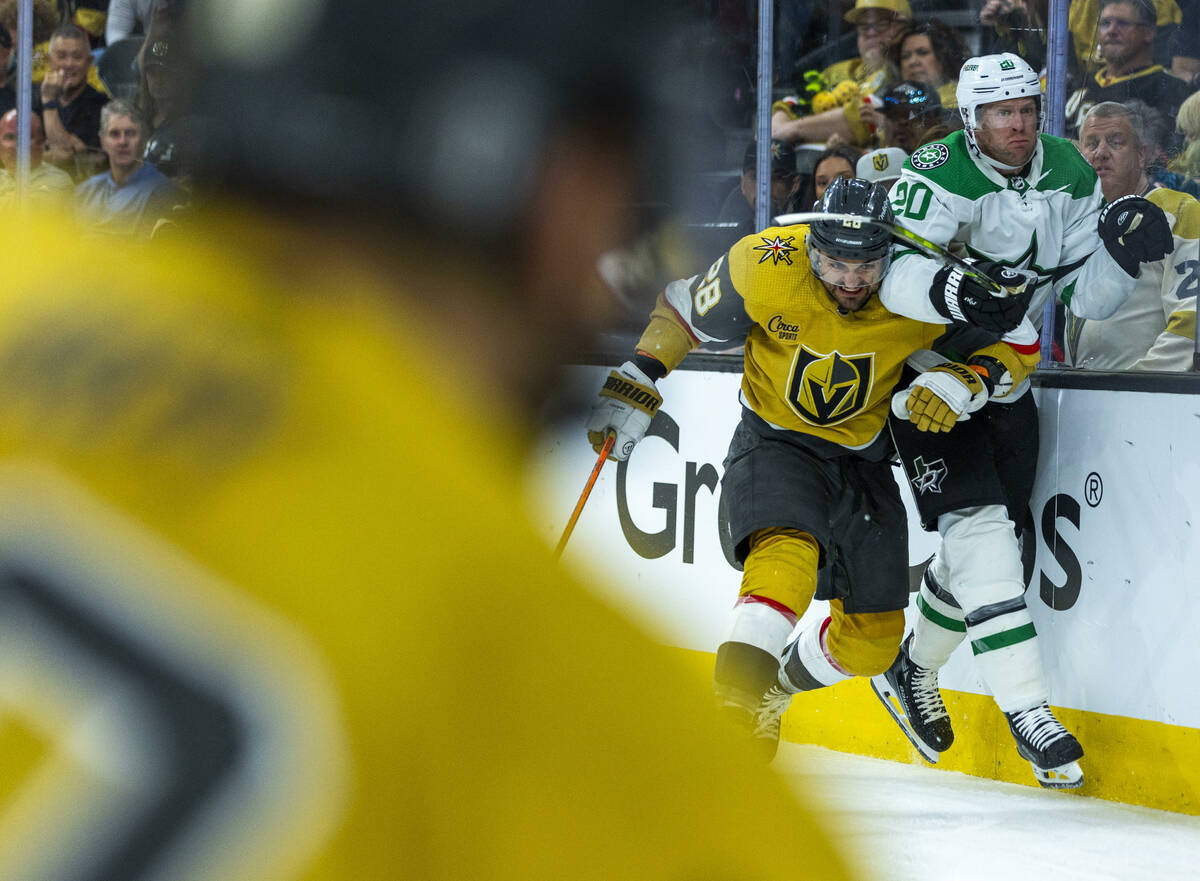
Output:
[0, 2, 859, 880]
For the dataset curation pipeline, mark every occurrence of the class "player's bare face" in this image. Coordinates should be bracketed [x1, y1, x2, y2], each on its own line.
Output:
[810, 247, 887, 312]
[1079, 115, 1145, 199]
[974, 97, 1038, 169]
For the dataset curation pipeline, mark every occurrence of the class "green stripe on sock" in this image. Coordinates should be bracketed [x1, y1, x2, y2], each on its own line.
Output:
[971, 623, 1037, 655]
[917, 594, 966, 632]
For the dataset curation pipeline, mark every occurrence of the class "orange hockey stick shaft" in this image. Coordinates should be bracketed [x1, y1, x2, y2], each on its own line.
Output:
[554, 433, 615, 558]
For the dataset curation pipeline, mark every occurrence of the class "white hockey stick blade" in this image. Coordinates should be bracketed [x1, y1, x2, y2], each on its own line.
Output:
[1030, 759, 1084, 790]
[870, 673, 941, 764]
[773, 211, 1006, 296]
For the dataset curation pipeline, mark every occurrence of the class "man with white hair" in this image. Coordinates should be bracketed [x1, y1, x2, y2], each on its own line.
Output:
[75, 99, 180, 237]
[873, 53, 1173, 789]
[1071, 100, 1199, 370]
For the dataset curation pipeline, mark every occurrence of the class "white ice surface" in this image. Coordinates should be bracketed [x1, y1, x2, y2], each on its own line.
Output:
[775, 743, 1200, 881]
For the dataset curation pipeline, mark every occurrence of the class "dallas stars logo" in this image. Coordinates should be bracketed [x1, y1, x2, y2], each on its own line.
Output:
[965, 231, 1055, 290]
[911, 143, 949, 170]
[910, 456, 948, 494]
[754, 235, 797, 266]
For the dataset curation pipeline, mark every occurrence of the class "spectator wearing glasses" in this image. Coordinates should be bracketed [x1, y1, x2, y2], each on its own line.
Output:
[1064, 0, 1194, 141]
[1070, 100, 1200, 370]
[1069, 0, 1182, 75]
[772, 0, 910, 148]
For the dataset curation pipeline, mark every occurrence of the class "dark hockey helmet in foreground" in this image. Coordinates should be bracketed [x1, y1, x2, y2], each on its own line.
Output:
[808, 177, 894, 261]
[178, 0, 718, 245]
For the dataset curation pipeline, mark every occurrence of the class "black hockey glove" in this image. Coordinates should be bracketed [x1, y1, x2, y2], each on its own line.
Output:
[1098, 195, 1173, 278]
[928, 261, 1033, 334]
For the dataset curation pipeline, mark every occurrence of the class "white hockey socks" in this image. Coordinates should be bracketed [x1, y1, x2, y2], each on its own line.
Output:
[916, 505, 1049, 713]
[780, 616, 852, 692]
[713, 598, 798, 708]
[909, 561, 967, 671]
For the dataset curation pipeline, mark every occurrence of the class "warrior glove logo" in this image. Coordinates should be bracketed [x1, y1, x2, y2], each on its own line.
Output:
[600, 375, 661, 415]
[786, 347, 874, 426]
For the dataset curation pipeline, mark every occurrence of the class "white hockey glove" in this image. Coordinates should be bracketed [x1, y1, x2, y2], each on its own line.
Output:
[587, 360, 663, 461]
[929, 260, 1034, 333]
[891, 361, 988, 433]
[1097, 194, 1173, 278]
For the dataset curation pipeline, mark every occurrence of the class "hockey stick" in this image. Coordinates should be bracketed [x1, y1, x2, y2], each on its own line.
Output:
[773, 211, 1007, 295]
[554, 432, 615, 558]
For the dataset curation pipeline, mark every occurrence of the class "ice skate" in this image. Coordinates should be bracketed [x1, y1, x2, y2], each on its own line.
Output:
[717, 682, 792, 763]
[871, 634, 954, 764]
[1005, 702, 1084, 789]
[749, 683, 796, 762]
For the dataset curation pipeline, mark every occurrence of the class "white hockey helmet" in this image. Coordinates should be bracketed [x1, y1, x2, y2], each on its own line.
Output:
[956, 52, 1044, 137]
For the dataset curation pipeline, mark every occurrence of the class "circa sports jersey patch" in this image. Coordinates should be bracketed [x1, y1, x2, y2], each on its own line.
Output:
[911, 143, 949, 170]
[753, 235, 797, 265]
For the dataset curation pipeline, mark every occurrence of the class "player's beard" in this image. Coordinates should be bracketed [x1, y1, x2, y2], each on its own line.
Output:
[822, 280, 876, 314]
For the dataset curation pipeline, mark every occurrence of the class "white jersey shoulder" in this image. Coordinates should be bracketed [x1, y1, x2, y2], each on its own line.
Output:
[882, 130, 1132, 327]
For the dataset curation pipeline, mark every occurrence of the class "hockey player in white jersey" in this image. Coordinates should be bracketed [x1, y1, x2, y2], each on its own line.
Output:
[872, 53, 1173, 789]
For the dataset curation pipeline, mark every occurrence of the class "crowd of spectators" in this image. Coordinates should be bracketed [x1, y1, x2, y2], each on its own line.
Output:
[1, 0, 188, 240]
[0, 1, 1197, 367]
[675, 0, 1200, 371]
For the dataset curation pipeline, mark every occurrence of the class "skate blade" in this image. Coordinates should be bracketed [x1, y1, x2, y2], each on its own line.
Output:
[870, 674, 940, 765]
[1031, 760, 1083, 790]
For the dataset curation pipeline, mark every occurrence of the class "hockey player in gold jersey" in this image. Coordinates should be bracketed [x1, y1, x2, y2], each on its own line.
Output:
[588, 177, 1042, 759]
[0, 2, 867, 880]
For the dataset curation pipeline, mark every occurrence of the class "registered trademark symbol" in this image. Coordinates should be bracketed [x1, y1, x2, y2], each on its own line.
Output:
[1084, 472, 1103, 507]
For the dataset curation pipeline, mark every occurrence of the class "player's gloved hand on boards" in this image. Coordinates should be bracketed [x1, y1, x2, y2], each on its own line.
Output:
[587, 360, 663, 461]
[1098, 194, 1173, 278]
[929, 260, 1033, 333]
[891, 361, 988, 433]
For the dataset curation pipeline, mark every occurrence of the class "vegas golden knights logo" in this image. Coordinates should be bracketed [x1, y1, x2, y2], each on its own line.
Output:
[786, 347, 874, 425]
[873, 153, 889, 172]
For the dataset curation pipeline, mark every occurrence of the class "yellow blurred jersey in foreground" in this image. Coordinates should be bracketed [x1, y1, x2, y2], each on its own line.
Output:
[0, 209, 857, 881]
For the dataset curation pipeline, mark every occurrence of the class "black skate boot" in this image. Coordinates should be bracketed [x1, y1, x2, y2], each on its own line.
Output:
[751, 682, 795, 762]
[1005, 702, 1084, 789]
[717, 682, 794, 763]
[871, 634, 954, 764]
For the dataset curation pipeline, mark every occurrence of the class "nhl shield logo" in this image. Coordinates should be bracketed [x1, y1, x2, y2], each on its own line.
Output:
[786, 347, 874, 426]
[873, 153, 890, 172]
